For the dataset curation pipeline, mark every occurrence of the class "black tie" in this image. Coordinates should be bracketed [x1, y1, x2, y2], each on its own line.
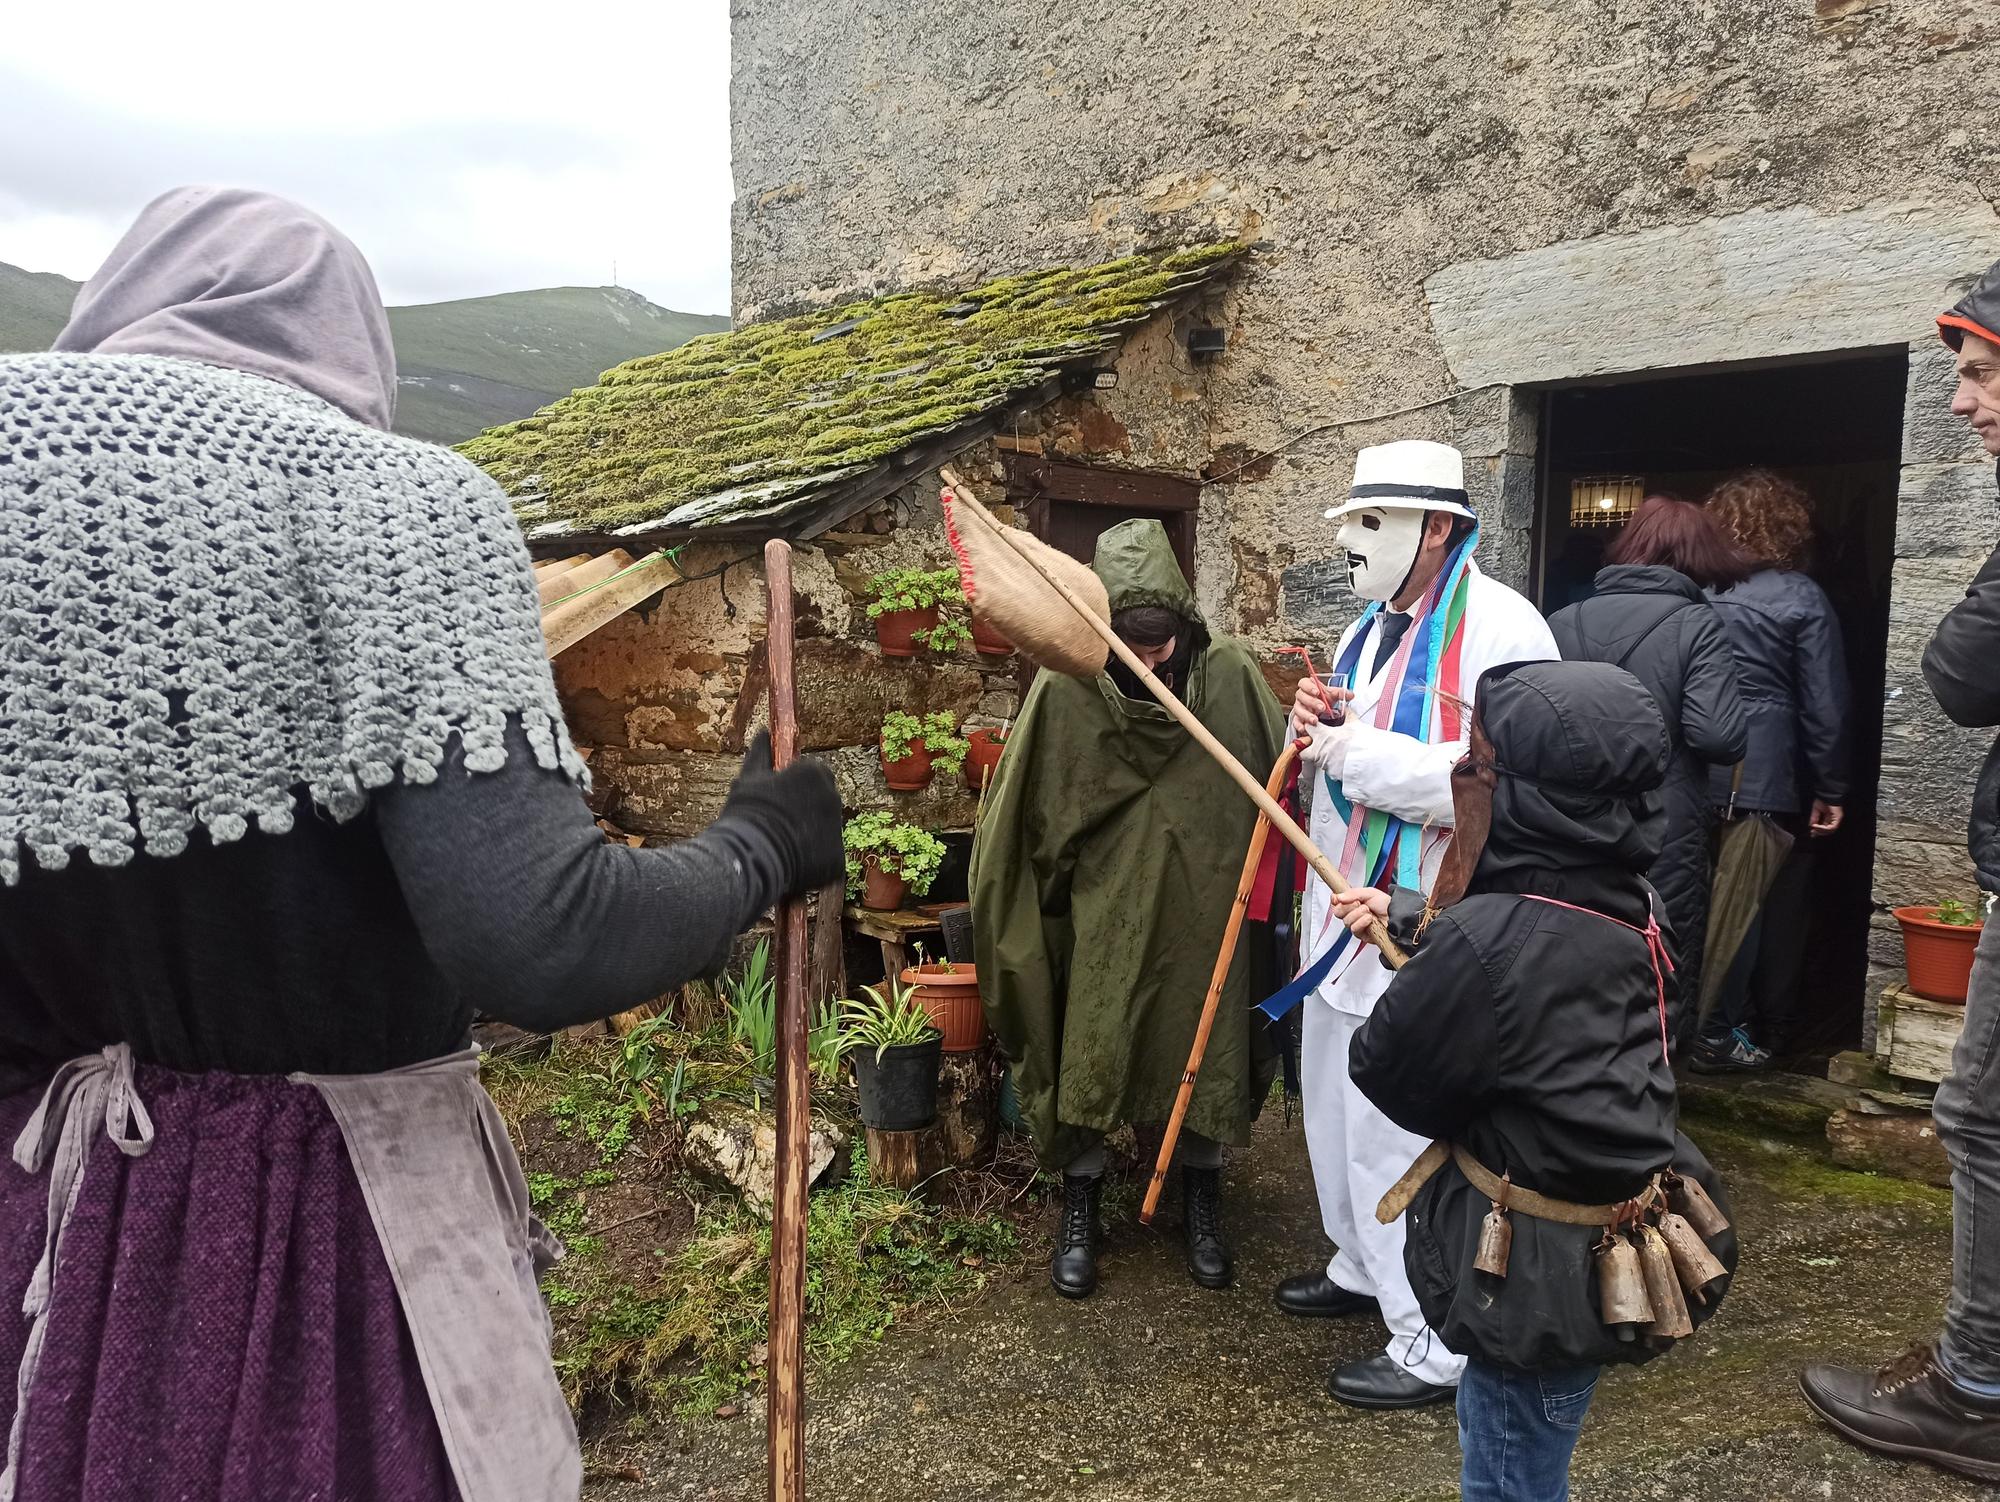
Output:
[1371, 611, 1414, 677]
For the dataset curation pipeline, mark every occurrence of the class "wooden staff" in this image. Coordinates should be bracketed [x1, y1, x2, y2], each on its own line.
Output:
[938, 468, 1405, 966]
[1141, 741, 1300, 1224]
[764, 539, 809, 1502]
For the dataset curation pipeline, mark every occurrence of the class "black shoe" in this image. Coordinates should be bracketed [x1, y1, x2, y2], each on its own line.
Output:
[1049, 1174, 1102, 1300]
[1688, 1027, 1773, 1075]
[1274, 1270, 1379, 1319]
[1329, 1353, 1457, 1411]
[1181, 1165, 1233, 1290]
[1800, 1345, 2000, 1481]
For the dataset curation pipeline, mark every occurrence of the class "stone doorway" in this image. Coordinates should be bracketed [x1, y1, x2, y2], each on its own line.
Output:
[1530, 353, 1908, 1059]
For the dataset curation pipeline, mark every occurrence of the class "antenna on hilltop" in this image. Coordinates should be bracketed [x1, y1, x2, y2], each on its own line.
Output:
[612, 258, 619, 289]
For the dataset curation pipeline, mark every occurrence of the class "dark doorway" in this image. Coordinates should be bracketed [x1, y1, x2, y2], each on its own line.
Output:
[1534, 353, 1907, 1060]
[1005, 455, 1198, 582]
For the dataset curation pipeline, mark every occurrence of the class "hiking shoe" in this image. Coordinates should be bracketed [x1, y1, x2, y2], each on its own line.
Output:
[1801, 1345, 2000, 1481]
[1049, 1174, 1103, 1299]
[1689, 1027, 1772, 1074]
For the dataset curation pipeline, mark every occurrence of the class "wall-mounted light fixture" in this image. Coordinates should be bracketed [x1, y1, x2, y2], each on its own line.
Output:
[1568, 474, 1645, 528]
[1062, 367, 1120, 393]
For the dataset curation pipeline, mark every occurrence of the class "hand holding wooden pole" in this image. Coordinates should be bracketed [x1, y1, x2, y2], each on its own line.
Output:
[938, 468, 1405, 966]
[763, 540, 809, 1502]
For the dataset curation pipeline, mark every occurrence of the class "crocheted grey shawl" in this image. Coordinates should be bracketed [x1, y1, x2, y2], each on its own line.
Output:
[0, 351, 584, 884]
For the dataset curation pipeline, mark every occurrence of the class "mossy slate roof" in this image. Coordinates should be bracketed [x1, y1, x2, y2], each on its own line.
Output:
[459, 243, 1238, 543]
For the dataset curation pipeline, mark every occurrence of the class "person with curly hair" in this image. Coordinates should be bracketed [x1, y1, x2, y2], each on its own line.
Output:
[1695, 469, 1852, 1072]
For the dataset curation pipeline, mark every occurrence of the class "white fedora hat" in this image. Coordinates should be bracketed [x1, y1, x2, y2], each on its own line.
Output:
[1322, 439, 1476, 522]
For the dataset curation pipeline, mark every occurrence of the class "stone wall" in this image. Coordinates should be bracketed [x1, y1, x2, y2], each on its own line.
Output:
[1872, 342, 2000, 1008]
[730, 0, 2000, 1017]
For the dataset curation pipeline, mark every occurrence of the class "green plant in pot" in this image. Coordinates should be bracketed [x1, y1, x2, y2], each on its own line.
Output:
[911, 613, 973, 655]
[879, 711, 966, 792]
[1894, 895, 1987, 1003]
[865, 566, 960, 658]
[838, 976, 943, 1131]
[843, 812, 946, 912]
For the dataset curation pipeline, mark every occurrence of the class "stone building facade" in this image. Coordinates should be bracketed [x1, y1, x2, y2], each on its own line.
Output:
[730, 0, 2000, 1037]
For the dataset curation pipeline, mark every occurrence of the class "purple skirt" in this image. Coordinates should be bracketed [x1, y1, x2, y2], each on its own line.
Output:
[0, 1066, 459, 1501]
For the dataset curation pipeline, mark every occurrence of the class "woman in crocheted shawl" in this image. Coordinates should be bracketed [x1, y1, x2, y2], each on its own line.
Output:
[0, 187, 843, 1502]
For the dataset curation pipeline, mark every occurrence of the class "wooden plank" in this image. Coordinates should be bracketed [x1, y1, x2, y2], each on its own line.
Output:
[542, 552, 681, 657]
[539, 548, 634, 606]
[535, 553, 591, 577]
[1004, 454, 1201, 511]
[1880, 984, 1966, 1086]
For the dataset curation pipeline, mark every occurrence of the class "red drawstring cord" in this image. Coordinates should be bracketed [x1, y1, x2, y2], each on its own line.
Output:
[1518, 894, 1675, 1065]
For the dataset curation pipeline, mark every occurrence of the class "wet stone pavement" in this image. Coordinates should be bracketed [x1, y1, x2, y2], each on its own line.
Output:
[607, 1105, 1996, 1502]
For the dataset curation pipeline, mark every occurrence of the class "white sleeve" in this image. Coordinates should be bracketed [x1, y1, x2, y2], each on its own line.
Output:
[1337, 724, 1464, 825]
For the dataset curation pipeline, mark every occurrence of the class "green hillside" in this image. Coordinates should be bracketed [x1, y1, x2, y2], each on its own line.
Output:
[0, 261, 82, 352]
[0, 264, 727, 445]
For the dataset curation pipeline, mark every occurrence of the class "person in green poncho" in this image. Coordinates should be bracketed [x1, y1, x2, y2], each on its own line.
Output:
[970, 518, 1287, 1299]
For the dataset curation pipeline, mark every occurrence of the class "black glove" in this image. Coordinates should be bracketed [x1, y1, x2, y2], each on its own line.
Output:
[714, 731, 845, 902]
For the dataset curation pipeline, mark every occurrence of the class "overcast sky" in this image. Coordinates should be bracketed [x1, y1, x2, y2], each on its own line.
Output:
[0, 2, 734, 313]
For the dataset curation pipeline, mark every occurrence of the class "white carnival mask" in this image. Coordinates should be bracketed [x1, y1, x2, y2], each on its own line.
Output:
[1336, 506, 1427, 601]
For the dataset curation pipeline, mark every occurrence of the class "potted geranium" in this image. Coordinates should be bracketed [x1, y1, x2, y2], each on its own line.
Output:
[901, 943, 987, 1053]
[843, 812, 946, 912]
[839, 977, 944, 1131]
[1894, 897, 1986, 1003]
[865, 566, 960, 657]
[878, 711, 967, 793]
[962, 725, 1007, 794]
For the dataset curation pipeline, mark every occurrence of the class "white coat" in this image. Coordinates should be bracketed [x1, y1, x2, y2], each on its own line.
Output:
[1298, 560, 1557, 1387]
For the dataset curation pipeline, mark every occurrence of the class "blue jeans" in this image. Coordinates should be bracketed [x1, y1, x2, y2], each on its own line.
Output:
[1457, 1359, 1600, 1502]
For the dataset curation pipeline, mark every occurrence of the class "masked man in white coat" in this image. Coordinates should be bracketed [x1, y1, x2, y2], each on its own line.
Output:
[1267, 440, 1558, 1410]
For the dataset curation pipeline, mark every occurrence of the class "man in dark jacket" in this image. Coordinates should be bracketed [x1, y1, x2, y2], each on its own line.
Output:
[1333, 660, 1735, 1502]
[1800, 261, 2000, 1482]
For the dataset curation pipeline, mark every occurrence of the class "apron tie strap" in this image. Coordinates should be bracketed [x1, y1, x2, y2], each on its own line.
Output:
[1, 1045, 153, 1501]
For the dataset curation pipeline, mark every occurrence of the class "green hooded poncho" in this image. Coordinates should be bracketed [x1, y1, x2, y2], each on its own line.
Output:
[969, 519, 1287, 1169]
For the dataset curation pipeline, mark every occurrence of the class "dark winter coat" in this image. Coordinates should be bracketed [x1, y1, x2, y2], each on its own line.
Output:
[1351, 660, 1737, 1371]
[1703, 567, 1850, 817]
[1549, 565, 1748, 1012]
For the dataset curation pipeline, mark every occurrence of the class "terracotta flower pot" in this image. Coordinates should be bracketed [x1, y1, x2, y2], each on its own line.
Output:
[970, 616, 1013, 657]
[861, 859, 908, 912]
[900, 963, 988, 1052]
[1894, 906, 1984, 1003]
[873, 605, 939, 658]
[962, 728, 1007, 794]
[880, 737, 935, 792]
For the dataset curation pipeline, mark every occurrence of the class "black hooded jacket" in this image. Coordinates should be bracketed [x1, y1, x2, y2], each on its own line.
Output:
[1927, 264, 2000, 892]
[1548, 565, 1747, 1012]
[1351, 661, 1736, 1371]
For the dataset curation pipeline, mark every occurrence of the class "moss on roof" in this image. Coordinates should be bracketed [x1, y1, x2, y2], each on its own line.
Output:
[460, 243, 1239, 539]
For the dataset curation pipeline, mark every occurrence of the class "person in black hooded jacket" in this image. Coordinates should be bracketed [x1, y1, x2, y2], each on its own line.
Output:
[1333, 660, 1737, 1502]
[1549, 495, 1749, 1039]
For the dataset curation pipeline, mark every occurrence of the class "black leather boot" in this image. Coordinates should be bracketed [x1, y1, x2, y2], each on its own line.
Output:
[1049, 1174, 1103, 1299]
[1182, 1165, 1233, 1290]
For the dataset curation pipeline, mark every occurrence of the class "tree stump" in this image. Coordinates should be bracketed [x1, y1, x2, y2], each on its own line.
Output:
[865, 1127, 946, 1190]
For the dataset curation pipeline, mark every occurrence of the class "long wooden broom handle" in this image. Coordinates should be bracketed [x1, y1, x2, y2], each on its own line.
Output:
[1140, 742, 1299, 1226]
[764, 540, 809, 1502]
[940, 470, 1406, 966]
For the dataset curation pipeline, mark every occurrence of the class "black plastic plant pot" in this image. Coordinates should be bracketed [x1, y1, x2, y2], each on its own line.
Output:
[853, 1034, 943, 1131]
